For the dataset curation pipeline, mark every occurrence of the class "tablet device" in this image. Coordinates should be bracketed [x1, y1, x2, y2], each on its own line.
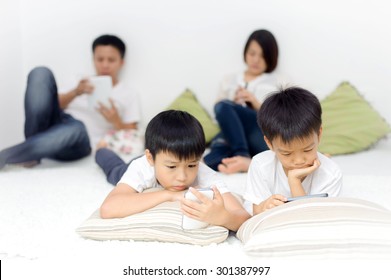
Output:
[88, 75, 112, 108]
[286, 193, 328, 203]
[182, 188, 214, 230]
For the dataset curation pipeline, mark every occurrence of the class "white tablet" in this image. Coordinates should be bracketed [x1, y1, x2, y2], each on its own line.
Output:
[286, 193, 328, 202]
[88, 75, 112, 108]
[182, 188, 214, 230]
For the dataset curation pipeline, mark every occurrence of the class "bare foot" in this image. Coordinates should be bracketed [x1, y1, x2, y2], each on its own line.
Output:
[21, 160, 40, 168]
[96, 139, 109, 150]
[13, 160, 40, 168]
[217, 156, 251, 174]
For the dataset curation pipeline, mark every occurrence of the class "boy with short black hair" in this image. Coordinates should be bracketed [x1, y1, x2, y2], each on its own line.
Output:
[100, 110, 250, 231]
[243, 87, 342, 215]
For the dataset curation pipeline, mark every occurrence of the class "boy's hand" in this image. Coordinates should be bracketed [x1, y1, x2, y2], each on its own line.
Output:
[181, 186, 226, 226]
[287, 159, 321, 197]
[288, 158, 321, 181]
[254, 194, 286, 214]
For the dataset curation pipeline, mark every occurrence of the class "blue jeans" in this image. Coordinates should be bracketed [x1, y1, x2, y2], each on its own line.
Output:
[203, 100, 268, 170]
[95, 148, 142, 185]
[0, 67, 91, 169]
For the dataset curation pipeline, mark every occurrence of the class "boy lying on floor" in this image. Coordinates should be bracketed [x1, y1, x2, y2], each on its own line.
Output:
[99, 110, 250, 231]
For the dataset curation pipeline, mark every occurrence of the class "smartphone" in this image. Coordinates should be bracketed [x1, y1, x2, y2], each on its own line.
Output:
[182, 188, 214, 230]
[286, 193, 328, 203]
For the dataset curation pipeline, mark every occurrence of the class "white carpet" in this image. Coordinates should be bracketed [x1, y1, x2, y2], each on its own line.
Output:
[1, 140, 391, 279]
[1, 157, 391, 258]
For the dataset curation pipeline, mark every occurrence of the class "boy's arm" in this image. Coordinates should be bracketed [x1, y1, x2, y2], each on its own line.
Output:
[218, 192, 251, 231]
[100, 183, 184, 219]
[287, 177, 306, 197]
[181, 187, 250, 231]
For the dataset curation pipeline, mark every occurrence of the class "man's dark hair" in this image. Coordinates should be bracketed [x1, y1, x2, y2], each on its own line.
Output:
[92, 34, 126, 58]
[257, 86, 322, 143]
[145, 110, 206, 160]
[243, 29, 279, 73]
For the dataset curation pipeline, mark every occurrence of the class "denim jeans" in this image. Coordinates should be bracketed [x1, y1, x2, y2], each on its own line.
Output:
[203, 100, 268, 170]
[0, 67, 91, 169]
[95, 148, 143, 185]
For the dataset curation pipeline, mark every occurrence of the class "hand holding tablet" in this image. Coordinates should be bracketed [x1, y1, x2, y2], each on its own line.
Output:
[88, 75, 112, 109]
[182, 188, 214, 230]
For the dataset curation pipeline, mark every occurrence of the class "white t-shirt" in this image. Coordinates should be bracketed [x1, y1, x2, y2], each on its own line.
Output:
[63, 81, 141, 145]
[118, 155, 229, 194]
[217, 72, 283, 103]
[243, 151, 342, 215]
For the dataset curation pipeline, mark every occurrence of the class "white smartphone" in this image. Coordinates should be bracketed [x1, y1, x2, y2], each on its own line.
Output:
[182, 188, 214, 230]
[286, 193, 328, 203]
[88, 75, 112, 109]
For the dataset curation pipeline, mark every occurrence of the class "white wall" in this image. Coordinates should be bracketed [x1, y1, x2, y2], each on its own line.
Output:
[0, 0, 24, 149]
[1, 0, 390, 149]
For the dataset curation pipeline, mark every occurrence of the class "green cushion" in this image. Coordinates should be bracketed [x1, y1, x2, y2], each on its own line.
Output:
[167, 89, 220, 143]
[319, 82, 391, 155]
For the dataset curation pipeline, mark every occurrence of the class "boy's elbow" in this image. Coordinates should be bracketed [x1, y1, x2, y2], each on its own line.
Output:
[100, 201, 115, 219]
[224, 209, 251, 232]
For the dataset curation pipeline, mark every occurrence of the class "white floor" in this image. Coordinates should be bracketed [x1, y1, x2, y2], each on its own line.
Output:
[1, 138, 391, 280]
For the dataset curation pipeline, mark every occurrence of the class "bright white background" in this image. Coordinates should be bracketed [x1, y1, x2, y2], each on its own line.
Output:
[1, 0, 390, 150]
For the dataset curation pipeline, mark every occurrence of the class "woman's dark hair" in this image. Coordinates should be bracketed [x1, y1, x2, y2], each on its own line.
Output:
[92, 34, 126, 59]
[257, 86, 322, 143]
[243, 29, 279, 73]
[145, 110, 206, 160]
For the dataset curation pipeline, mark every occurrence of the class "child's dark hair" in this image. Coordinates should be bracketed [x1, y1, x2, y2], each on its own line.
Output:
[257, 86, 322, 143]
[92, 34, 126, 58]
[145, 110, 206, 160]
[243, 29, 278, 73]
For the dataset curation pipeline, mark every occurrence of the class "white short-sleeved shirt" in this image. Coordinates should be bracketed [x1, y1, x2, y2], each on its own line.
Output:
[118, 155, 229, 194]
[63, 81, 141, 145]
[217, 72, 282, 103]
[243, 151, 342, 215]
